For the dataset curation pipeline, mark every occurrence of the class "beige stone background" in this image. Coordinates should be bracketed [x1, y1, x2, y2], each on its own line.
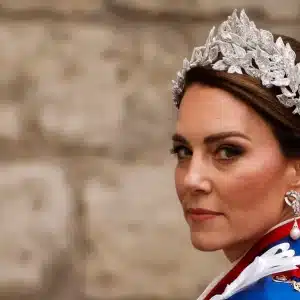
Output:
[1, 1, 300, 299]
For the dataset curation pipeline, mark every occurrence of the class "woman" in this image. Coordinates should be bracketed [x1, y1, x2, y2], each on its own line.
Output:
[171, 9, 300, 299]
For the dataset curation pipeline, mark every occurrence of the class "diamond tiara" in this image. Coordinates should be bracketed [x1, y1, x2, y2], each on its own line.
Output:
[172, 9, 300, 116]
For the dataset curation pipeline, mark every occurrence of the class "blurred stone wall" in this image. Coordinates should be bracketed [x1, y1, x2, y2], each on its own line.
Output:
[0, 1, 300, 299]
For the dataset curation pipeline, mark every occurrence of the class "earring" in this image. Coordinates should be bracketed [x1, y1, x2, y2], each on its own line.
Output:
[285, 190, 300, 240]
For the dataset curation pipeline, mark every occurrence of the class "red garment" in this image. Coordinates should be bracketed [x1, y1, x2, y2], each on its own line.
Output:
[273, 268, 300, 280]
[204, 220, 298, 299]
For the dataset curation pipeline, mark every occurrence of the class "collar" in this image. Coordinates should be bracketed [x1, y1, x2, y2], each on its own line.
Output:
[201, 218, 300, 300]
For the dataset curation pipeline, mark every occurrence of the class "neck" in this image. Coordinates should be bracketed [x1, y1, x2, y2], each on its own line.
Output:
[223, 238, 260, 263]
[223, 211, 295, 263]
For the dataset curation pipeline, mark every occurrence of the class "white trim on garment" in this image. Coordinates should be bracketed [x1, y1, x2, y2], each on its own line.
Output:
[196, 217, 300, 300]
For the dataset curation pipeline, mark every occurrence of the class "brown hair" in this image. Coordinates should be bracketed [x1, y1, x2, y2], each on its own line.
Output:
[180, 34, 300, 158]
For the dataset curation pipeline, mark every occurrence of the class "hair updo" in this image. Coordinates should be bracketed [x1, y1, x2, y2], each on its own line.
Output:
[179, 34, 300, 158]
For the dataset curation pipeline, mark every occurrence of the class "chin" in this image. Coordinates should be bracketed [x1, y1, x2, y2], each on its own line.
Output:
[190, 232, 226, 252]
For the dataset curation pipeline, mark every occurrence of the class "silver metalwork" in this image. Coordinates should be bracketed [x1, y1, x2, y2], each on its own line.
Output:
[172, 9, 300, 116]
[285, 190, 300, 216]
[285, 190, 300, 240]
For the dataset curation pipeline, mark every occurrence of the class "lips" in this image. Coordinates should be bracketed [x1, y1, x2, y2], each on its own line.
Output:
[186, 208, 222, 222]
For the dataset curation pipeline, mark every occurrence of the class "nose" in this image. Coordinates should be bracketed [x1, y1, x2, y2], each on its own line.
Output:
[183, 155, 212, 195]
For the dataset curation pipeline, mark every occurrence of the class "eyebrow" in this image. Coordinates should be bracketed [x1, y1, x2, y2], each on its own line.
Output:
[171, 131, 251, 145]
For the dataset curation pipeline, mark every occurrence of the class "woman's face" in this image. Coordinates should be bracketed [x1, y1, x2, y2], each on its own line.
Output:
[173, 83, 295, 260]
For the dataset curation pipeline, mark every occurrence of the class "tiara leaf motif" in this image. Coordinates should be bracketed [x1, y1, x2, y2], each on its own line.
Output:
[172, 9, 300, 116]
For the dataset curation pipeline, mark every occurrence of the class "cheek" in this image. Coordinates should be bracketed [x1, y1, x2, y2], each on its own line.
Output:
[174, 166, 185, 202]
[221, 155, 286, 212]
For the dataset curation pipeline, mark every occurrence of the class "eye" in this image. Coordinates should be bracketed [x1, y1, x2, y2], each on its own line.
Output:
[215, 144, 244, 160]
[170, 145, 192, 160]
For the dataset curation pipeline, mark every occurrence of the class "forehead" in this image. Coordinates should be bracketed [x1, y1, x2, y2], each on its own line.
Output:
[176, 84, 271, 140]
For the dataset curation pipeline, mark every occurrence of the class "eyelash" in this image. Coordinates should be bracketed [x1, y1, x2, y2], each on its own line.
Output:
[170, 145, 192, 159]
[170, 144, 245, 161]
[215, 144, 245, 159]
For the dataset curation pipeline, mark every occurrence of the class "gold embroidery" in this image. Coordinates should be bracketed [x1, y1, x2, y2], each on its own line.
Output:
[292, 281, 300, 292]
[272, 276, 300, 292]
[272, 275, 290, 283]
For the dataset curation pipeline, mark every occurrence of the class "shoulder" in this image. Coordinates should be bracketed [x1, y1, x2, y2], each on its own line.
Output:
[228, 275, 300, 300]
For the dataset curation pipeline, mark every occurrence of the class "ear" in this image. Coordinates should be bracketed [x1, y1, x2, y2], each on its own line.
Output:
[288, 160, 300, 190]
